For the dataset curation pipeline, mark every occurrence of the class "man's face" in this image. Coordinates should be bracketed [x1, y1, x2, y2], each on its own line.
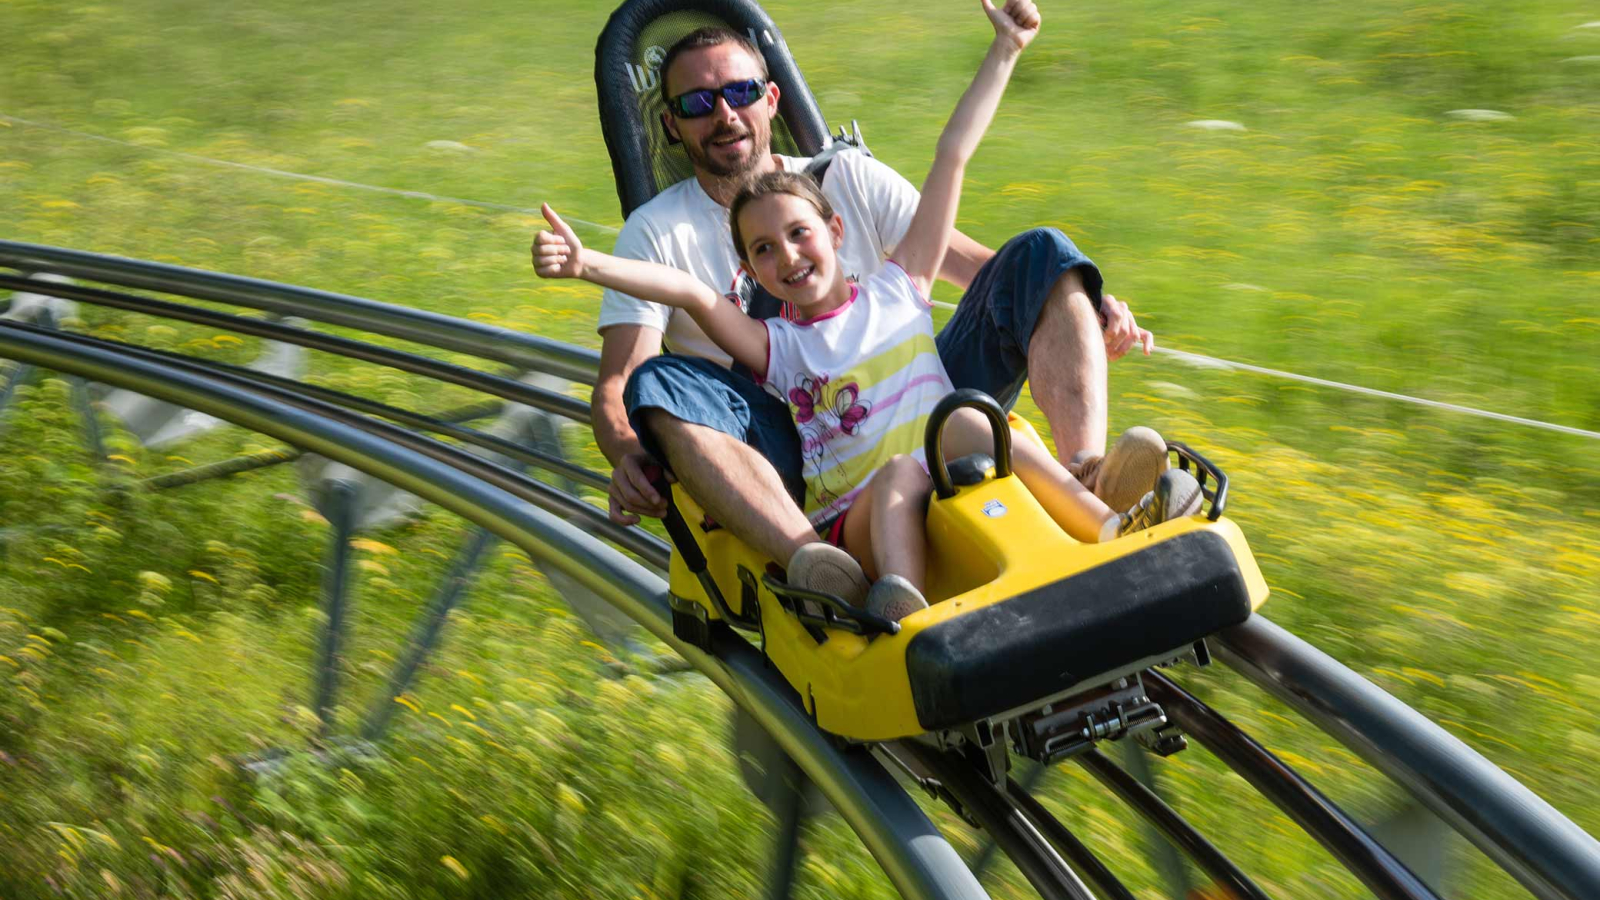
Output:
[663, 43, 779, 179]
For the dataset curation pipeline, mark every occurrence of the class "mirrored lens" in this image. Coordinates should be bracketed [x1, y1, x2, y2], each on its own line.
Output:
[721, 79, 765, 108]
[672, 89, 718, 118]
[669, 79, 766, 118]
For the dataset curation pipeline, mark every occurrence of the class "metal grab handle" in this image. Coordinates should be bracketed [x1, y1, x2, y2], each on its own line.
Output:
[925, 389, 1012, 500]
[1166, 440, 1229, 521]
[761, 574, 900, 637]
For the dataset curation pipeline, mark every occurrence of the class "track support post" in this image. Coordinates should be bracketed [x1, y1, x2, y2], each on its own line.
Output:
[360, 525, 497, 742]
[313, 479, 361, 737]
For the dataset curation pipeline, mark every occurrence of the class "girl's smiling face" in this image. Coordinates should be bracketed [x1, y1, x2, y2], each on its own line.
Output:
[735, 192, 849, 314]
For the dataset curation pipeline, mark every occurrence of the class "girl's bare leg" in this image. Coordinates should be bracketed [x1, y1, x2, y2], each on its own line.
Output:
[841, 455, 933, 589]
[940, 408, 1116, 542]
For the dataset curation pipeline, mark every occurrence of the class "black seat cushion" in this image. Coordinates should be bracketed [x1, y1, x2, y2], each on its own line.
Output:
[906, 529, 1253, 731]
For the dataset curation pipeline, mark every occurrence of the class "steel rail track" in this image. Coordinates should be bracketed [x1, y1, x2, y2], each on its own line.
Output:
[0, 324, 989, 900]
[0, 272, 606, 489]
[0, 272, 592, 422]
[1146, 671, 1442, 900]
[49, 315, 608, 491]
[1075, 748, 1270, 900]
[1004, 776, 1139, 900]
[6, 250, 1600, 900]
[1216, 617, 1600, 900]
[897, 742, 1096, 900]
[0, 319, 665, 566]
[0, 240, 601, 384]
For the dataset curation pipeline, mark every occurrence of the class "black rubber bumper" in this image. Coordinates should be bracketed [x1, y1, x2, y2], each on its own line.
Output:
[906, 530, 1254, 731]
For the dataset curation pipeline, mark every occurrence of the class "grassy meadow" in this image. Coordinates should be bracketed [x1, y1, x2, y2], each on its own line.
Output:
[2, 0, 1599, 897]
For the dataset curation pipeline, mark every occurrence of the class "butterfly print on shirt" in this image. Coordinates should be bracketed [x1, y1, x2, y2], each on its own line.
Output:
[789, 374, 873, 510]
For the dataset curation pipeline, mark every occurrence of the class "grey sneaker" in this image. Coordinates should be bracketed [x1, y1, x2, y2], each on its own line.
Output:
[865, 574, 929, 623]
[786, 542, 870, 608]
[1075, 426, 1171, 512]
[1115, 468, 1204, 538]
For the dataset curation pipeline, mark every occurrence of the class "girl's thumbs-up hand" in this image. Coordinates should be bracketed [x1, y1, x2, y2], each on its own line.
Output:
[981, 0, 1040, 52]
[532, 203, 586, 279]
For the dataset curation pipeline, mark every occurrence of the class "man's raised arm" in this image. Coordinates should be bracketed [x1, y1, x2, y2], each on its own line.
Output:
[939, 225, 1149, 358]
[940, 228, 996, 290]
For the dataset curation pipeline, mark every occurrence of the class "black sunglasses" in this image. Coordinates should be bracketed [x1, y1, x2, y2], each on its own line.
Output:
[666, 78, 768, 119]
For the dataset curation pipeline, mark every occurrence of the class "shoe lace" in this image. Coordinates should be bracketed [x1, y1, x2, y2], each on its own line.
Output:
[1118, 489, 1166, 537]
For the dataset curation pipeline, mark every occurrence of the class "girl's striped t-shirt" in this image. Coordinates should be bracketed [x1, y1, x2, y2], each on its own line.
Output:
[760, 262, 954, 524]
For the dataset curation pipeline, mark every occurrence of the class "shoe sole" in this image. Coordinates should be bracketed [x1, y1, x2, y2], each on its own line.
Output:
[1095, 426, 1171, 511]
[789, 546, 870, 607]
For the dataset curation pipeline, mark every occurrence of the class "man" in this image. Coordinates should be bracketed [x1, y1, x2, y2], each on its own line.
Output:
[585, 26, 1160, 599]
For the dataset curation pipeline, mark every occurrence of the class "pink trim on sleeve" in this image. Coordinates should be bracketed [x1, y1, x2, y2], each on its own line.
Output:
[884, 259, 935, 309]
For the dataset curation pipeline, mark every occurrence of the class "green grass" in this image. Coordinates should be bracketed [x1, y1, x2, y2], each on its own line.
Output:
[3, 0, 1599, 897]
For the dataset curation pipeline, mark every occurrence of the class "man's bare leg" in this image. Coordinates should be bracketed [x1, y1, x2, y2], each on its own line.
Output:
[1022, 269, 1168, 511]
[642, 409, 817, 564]
[1025, 269, 1108, 465]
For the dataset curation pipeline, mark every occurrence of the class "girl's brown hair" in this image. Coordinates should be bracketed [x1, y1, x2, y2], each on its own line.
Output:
[729, 171, 835, 261]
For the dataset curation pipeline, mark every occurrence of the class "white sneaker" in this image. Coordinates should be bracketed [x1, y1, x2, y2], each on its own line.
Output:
[866, 574, 928, 623]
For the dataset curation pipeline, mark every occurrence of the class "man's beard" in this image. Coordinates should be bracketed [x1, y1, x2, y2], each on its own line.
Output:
[685, 120, 771, 179]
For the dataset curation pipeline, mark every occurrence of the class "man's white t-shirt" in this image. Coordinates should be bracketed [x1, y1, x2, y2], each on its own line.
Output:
[595, 150, 919, 367]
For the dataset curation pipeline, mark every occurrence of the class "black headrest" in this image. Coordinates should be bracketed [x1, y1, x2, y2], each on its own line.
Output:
[595, 0, 831, 218]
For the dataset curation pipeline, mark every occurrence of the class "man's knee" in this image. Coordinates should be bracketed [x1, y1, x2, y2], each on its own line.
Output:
[1044, 270, 1101, 328]
[639, 407, 738, 461]
[1005, 226, 1100, 308]
[624, 355, 750, 459]
[635, 405, 683, 443]
[628, 402, 750, 500]
[1012, 226, 1073, 261]
[1003, 227, 1084, 295]
[997, 227, 1077, 280]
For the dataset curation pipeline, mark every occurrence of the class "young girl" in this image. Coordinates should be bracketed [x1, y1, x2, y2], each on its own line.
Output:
[536, 0, 1199, 620]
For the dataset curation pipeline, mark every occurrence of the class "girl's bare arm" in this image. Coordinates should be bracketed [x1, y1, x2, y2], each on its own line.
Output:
[533, 204, 770, 376]
[893, 0, 1040, 296]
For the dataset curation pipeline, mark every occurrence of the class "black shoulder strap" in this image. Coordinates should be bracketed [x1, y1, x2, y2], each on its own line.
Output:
[731, 274, 785, 322]
[803, 120, 871, 185]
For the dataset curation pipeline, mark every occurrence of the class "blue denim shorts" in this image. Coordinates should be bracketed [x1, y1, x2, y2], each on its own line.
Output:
[936, 227, 1101, 411]
[623, 227, 1099, 498]
[624, 354, 808, 504]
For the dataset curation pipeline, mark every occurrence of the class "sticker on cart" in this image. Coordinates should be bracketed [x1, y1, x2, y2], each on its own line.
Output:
[981, 499, 1008, 518]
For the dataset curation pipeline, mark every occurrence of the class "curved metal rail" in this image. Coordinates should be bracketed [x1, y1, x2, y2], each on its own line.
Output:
[0, 325, 988, 900]
[1217, 617, 1600, 900]
[5, 250, 1600, 900]
[898, 740, 1095, 900]
[0, 240, 601, 384]
[0, 273, 592, 421]
[1076, 748, 1270, 900]
[0, 318, 664, 564]
[1146, 671, 1441, 900]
